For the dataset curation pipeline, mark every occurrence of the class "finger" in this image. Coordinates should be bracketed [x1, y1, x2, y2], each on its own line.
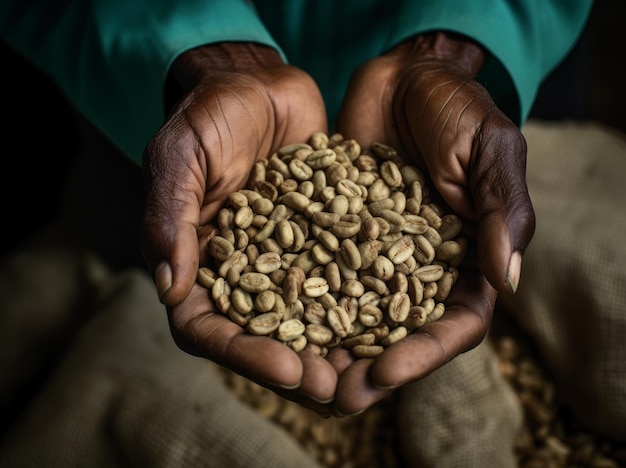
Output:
[333, 358, 395, 416]
[368, 265, 495, 389]
[296, 349, 338, 403]
[269, 388, 334, 417]
[141, 135, 206, 306]
[325, 347, 396, 416]
[477, 198, 535, 295]
[325, 345, 355, 375]
[171, 284, 341, 415]
[169, 283, 305, 388]
[270, 349, 338, 415]
[142, 204, 202, 307]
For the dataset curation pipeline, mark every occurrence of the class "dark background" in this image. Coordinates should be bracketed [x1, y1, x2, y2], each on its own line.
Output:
[1, 0, 624, 259]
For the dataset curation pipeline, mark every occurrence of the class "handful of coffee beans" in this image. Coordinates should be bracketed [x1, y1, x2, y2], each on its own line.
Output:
[197, 132, 467, 358]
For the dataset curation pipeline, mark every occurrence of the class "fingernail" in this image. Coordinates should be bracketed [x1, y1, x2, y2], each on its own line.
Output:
[374, 383, 398, 391]
[333, 408, 365, 418]
[311, 396, 335, 405]
[277, 387, 333, 405]
[276, 382, 301, 391]
[506, 251, 522, 293]
[155, 262, 172, 301]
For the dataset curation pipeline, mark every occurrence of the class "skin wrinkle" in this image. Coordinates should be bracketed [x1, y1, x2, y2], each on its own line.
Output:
[175, 106, 208, 209]
[200, 87, 261, 206]
[436, 92, 477, 197]
[402, 75, 471, 206]
[187, 311, 238, 359]
[420, 77, 456, 125]
[171, 308, 207, 356]
[436, 102, 453, 156]
[183, 117, 207, 210]
[159, 165, 198, 220]
[204, 94, 229, 189]
[454, 93, 476, 136]
[225, 79, 274, 161]
[433, 79, 467, 128]
[432, 110, 466, 205]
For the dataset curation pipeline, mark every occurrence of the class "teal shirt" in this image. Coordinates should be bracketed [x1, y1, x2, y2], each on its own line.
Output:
[1, 1, 593, 165]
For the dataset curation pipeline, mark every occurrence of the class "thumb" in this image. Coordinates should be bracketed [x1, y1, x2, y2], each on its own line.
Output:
[477, 198, 535, 295]
[141, 143, 207, 307]
[472, 123, 535, 295]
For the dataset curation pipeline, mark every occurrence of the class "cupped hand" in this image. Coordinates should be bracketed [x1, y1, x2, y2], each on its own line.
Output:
[328, 32, 536, 414]
[140, 43, 336, 411]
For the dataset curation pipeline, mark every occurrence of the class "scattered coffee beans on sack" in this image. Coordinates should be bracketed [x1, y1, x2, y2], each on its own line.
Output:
[197, 132, 468, 358]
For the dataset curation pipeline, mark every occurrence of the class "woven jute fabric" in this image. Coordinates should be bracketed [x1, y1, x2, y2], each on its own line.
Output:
[498, 120, 626, 441]
[0, 120, 624, 467]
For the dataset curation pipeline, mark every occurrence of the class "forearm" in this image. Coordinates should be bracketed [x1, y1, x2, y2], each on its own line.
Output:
[166, 43, 285, 109]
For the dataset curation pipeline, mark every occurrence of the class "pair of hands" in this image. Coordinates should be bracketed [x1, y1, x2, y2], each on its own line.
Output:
[140, 32, 535, 416]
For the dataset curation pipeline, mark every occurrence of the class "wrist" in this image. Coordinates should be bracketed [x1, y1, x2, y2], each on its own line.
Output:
[164, 42, 284, 108]
[388, 31, 486, 77]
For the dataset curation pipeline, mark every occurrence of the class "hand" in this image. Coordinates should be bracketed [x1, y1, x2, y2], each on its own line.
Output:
[328, 32, 535, 414]
[140, 43, 337, 412]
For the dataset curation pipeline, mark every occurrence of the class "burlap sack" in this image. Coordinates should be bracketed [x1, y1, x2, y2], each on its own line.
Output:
[498, 120, 626, 441]
[0, 235, 321, 468]
[396, 340, 523, 467]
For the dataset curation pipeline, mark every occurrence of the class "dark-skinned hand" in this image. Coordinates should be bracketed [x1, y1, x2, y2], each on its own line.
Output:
[326, 31, 536, 414]
[140, 43, 339, 414]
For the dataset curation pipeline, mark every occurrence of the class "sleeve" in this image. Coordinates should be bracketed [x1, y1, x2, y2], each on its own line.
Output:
[383, 0, 594, 126]
[0, 0, 286, 165]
